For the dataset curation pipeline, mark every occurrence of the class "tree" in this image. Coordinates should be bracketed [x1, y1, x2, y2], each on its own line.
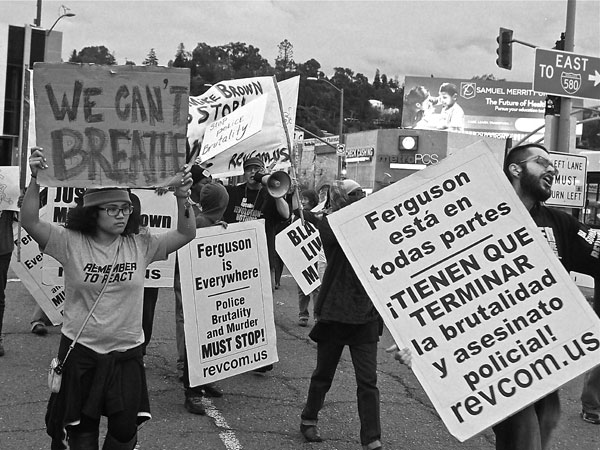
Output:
[68, 46, 116, 65]
[173, 43, 190, 68]
[142, 48, 159, 66]
[373, 69, 381, 89]
[275, 39, 295, 74]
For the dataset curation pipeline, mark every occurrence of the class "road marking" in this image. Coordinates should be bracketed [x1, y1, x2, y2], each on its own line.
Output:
[202, 397, 243, 450]
[8, 278, 20, 282]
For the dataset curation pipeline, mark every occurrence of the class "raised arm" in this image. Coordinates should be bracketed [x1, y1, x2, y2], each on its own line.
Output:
[21, 147, 53, 249]
[163, 164, 197, 255]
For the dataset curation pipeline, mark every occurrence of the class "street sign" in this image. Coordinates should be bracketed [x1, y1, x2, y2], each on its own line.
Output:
[546, 151, 587, 209]
[533, 48, 600, 100]
[336, 143, 346, 155]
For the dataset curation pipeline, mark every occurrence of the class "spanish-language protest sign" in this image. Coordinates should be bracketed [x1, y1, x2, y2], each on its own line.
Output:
[328, 143, 600, 441]
[177, 220, 278, 387]
[275, 219, 322, 295]
[32, 63, 190, 188]
[41, 187, 177, 287]
[188, 76, 299, 177]
[10, 220, 63, 325]
[546, 151, 587, 209]
[0, 166, 20, 211]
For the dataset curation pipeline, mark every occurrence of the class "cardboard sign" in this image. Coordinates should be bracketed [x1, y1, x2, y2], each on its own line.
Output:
[41, 187, 177, 287]
[177, 220, 278, 386]
[10, 222, 63, 325]
[275, 218, 322, 295]
[200, 94, 267, 162]
[188, 76, 299, 177]
[33, 63, 190, 188]
[546, 152, 587, 209]
[328, 143, 600, 441]
[0, 166, 21, 211]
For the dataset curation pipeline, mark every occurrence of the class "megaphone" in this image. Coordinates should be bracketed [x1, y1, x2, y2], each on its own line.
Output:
[254, 171, 291, 198]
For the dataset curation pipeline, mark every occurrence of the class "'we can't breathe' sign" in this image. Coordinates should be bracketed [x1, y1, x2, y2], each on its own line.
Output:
[33, 63, 190, 188]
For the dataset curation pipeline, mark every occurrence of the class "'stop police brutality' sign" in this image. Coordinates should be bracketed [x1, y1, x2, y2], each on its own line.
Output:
[533, 48, 600, 100]
[328, 143, 600, 441]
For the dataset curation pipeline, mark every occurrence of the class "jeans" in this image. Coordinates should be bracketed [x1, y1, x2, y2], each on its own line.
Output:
[141, 288, 159, 355]
[173, 270, 186, 367]
[0, 253, 11, 336]
[581, 365, 600, 414]
[492, 391, 560, 450]
[301, 339, 380, 446]
[298, 285, 318, 319]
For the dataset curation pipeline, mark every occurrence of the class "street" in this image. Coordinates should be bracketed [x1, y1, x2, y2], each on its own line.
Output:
[1, 268, 599, 450]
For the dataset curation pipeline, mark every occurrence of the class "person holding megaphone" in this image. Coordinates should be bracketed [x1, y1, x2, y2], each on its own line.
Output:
[222, 156, 292, 372]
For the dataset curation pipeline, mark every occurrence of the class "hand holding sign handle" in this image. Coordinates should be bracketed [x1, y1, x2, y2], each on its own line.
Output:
[29, 147, 48, 179]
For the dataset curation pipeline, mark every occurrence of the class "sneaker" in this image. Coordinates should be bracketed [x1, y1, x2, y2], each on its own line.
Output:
[32, 323, 48, 336]
[298, 317, 308, 327]
[300, 424, 323, 442]
[252, 364, 274, 374]
[184, 395, 206, 415]
[0, 338, 4, 357]
[582, 410, 600, 424]
[202, 383, 223, 398]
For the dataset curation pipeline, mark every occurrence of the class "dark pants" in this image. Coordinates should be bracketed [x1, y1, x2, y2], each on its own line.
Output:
[492, 391, 560, 450]
[141, 288, 159, 355]
[301, 339, 380, 446]
[0, 252, 12, 336]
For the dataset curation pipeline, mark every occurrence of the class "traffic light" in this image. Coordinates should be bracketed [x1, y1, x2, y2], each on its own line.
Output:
[496, 28, 513, 70]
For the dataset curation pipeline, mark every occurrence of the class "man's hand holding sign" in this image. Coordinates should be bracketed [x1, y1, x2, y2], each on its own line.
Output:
[327, 142, 600, 442]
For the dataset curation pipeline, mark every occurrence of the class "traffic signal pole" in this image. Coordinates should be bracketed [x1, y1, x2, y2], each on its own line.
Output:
[557, 0, 576, 153]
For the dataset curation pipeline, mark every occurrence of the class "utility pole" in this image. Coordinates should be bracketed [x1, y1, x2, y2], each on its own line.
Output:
[557, 0, 576, 152]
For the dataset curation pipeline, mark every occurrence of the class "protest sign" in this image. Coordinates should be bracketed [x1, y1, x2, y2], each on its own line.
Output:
[200, 94, 267, 162]
[188, 76, 299, 177]
[546, 152, 587, 209]
[33, 63, 190, 188]
[328, 143, 600, 441]
[0, 166, 20, 211]
[275, 218, 322, 295]
[41, 187, 177, 287]
[177, 220, 278, 386]
[10, 221, 63, 325]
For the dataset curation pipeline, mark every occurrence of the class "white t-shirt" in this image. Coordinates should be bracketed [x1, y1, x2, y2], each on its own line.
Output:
[44, 226, 168, 353]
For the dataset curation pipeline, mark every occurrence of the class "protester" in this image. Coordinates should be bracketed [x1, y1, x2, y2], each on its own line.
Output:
[178, 167, 229, 415]
[0, 209, 17, 356]
[389, 143, 600, 450]
[300, 179, 382, 450]
[22, 147, 196, 450]
[294, 189, 321, 327]
[222, 156, 290, 373]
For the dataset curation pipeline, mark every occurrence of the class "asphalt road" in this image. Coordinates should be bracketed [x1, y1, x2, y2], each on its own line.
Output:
[1, 269, 599, 450]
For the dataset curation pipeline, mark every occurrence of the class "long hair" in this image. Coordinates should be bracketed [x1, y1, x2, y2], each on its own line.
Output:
[65, 195, 140, 237]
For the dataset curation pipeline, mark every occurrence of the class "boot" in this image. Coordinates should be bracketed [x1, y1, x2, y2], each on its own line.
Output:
[102, 433, 137, 450]
[67, 430, 99, 450]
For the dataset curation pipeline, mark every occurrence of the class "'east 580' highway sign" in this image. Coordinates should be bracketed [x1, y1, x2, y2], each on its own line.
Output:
[533, 48, 600, 101]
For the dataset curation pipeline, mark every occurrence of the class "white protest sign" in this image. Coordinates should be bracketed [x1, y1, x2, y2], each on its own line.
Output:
[10, 222, 63, 325]
[42, 187, 177, 287]
[188, 76, 299, 177]
[547, 151, 587, 208]
[33, 63, 190, 188]
[200, 94, 267, 162]
[275, 219, 322, 295]
[177, 220, 278, 386]
[328, 143, 600, 441]
[0, 166, 21, 211]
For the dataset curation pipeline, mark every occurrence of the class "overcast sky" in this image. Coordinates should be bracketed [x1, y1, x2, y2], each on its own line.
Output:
[3, 0, 600, 86]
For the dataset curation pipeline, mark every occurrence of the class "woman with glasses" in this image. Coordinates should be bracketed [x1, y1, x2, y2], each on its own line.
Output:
[21, 147, 196, 450]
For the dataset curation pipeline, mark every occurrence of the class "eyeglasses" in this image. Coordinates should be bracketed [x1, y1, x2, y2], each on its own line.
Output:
[517, 155, 559, 175]
[98, 205, 134, 217]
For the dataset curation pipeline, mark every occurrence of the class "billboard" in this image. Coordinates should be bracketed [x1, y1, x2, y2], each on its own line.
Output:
[402, 76, 546, 141]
